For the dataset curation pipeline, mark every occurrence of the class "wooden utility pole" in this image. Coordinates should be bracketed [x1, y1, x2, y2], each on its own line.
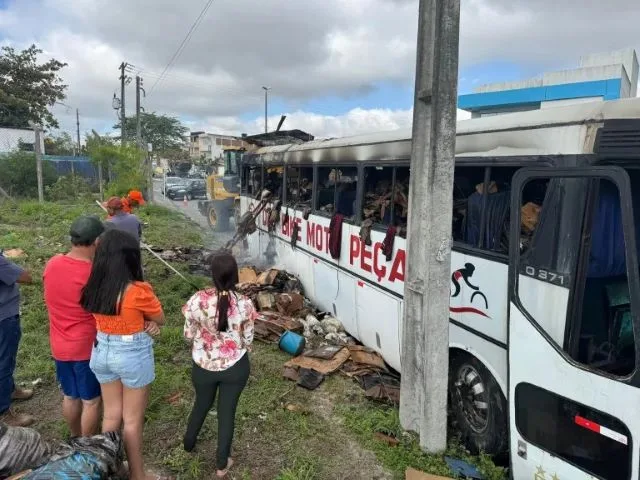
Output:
[400, 0, 460, 452]
[119, 62, 127, 144]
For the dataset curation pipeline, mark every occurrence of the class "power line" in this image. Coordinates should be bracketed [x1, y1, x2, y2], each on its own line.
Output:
[149, 0, 216, 95]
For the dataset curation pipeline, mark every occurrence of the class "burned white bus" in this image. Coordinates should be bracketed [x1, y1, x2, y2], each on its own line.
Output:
[239, 98, 640, 480]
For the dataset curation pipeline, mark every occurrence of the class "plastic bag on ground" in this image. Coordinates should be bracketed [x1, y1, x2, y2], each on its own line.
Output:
[0, 423, 56, 478]
[23, 432, 123, 480]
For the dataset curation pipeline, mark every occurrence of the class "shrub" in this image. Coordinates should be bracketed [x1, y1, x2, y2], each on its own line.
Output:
[0, 151, 57, 198]
[45, 174, 93, 201]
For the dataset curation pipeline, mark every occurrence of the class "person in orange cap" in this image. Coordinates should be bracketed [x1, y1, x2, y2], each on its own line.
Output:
[123, 190, 145, 214]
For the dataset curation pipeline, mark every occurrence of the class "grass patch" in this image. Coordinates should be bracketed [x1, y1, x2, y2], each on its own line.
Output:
[340, 403, 507, 480]
[2, 200, 506, 480]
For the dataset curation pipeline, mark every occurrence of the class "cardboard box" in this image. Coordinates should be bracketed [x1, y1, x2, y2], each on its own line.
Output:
[406, 467, 454, 480]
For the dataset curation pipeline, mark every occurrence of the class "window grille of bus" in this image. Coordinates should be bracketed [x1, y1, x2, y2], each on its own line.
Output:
[594, 120, 640, 160]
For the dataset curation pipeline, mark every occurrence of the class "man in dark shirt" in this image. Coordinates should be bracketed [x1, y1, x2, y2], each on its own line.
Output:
[0, 252, 34, 427]
[105, 196, 142, 242]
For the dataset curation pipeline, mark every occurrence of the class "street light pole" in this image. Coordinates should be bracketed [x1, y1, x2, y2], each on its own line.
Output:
[262, 86, 271, 134]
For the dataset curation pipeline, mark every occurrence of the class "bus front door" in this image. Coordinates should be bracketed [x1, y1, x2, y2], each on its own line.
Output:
[508, 167, 640, 480]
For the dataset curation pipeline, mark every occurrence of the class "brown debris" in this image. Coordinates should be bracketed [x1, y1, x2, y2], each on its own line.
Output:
[256, 292, 276, 311]
[257, 269, 279, 285]
[406, 468, 454, 480]
[374, 432, 400, 446]
[284, 347, 350, 375]
[275, 293, 305, 316]
[347, 346, 388, 371]
[238, 266, 258, 284]
[255, 312, 303, 343]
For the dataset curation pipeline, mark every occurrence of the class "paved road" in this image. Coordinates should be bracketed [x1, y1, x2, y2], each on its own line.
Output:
[152, 179, 233, 248]
[153, 179, 210, 229]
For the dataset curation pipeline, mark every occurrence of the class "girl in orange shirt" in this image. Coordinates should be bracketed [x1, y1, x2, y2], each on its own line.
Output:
[81, 229, 165, 480]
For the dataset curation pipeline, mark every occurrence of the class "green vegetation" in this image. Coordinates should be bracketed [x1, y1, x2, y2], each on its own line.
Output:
[0, 201, 506, 479]
[0, 151, 58, 198]
[0, 44, 67, 129]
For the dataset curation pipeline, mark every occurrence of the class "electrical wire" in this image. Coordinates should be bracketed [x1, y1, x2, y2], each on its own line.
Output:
[149, 0, 216, 95]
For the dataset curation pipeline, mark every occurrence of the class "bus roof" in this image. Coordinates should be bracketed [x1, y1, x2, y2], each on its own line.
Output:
[248, 97, 640, 164]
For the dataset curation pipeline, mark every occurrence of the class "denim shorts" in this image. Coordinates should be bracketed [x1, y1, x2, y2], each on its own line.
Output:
[89, 332, 155, 389]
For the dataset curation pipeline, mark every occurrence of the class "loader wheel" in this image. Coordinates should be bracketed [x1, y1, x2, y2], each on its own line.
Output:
[207, 205, 218, 229]
[208, 204, 231, 232]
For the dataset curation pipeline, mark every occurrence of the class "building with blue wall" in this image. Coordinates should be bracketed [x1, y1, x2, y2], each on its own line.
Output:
[459, 48, 639, 118]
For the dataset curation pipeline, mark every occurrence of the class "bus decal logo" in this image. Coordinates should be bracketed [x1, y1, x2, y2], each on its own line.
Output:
[450, 262, 490, 318]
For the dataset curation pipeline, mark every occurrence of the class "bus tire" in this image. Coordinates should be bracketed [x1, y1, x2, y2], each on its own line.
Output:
[449, 352, 507, 457]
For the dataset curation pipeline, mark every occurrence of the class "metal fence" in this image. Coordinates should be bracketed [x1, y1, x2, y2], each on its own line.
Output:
[43, 155, 100, 184]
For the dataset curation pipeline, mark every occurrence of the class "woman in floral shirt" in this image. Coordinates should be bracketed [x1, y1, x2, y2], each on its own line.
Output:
[182, 253, 257, 477]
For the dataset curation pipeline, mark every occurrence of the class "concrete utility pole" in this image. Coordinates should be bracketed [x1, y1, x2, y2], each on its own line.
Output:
[76, 108, 81, 154]
[33, 125, 44, 203]
[262, 86, 271, 134]
[399, 0, 460, 453]
[119, 62, 127, 144]
[136, 76, 142, 149]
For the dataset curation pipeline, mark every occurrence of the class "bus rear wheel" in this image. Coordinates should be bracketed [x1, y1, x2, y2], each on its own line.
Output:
[449, 352, 507, 457]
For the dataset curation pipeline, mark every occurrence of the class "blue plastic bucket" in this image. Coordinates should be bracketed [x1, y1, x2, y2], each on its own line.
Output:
[279, 330, 306, 356]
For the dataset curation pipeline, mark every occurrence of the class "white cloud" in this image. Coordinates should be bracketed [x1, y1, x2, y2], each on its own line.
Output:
[0, 0, 637, 139]
[201, 108, 471, 139]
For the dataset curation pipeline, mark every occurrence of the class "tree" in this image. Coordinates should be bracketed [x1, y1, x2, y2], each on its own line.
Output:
[86, 132, 147, 196]
[0, 45, 67, 129]
[114, 112, 188, 153]
[44, 132, 76, 156]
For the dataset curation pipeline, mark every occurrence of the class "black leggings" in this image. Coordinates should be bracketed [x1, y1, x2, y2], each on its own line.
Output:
[183, 353, 249, 469]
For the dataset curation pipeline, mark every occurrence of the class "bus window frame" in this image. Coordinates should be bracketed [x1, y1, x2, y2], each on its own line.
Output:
[361, 162, 406, 232]
[264, 163, 285, 203]
[509, 165, 640, 386]
[284, 164, 314, 208]
[313, 164, 361, 223]
[451, 157, 557, 263]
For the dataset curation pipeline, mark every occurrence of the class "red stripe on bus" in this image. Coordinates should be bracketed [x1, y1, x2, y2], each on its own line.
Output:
[575, 415, 600, 434]
[449, 307, 489, 318]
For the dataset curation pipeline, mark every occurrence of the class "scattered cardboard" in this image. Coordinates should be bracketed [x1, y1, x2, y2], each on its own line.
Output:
[276, 293, 305, 316]
[285, 347, 350, 375]
[238, 267, 258, 284]
[348, 345, 388, 371]
[257, 269, 279, 285]
[405, 468, 453, 480]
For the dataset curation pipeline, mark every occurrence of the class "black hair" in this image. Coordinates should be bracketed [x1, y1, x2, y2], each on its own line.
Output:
[210, 253, 239, 332]
[80, 229, 143, 315]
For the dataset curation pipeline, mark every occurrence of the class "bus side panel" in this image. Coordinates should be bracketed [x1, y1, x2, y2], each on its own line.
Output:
[449, 253, 508, 345]
[332, 271, 358, 337]
[356, 282, 402, 372]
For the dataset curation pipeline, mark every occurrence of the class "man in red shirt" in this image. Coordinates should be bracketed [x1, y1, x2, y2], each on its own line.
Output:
[43, 216, 104, 437]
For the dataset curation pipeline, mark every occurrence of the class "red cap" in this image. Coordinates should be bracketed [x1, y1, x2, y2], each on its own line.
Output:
[106, 196, 123, 210]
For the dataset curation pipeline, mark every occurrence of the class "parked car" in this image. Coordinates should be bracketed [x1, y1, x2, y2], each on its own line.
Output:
[163, 177, 183, 196]
[166, 179, 207, 200]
